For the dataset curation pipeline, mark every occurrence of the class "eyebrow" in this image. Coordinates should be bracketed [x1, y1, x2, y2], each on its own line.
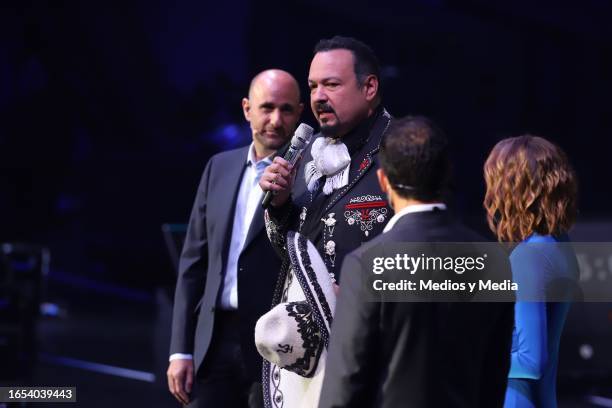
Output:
[308, 76, 342, 84]
[259, 102, 295, 111]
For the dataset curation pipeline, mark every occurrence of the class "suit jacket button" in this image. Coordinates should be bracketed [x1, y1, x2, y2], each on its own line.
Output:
[210, 306, 216, 313]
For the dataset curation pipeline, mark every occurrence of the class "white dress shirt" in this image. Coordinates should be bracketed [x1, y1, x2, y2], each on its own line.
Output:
[383, 203, 447, 233]
[169, 144, 272, 362]
[219, 144, 272, 309]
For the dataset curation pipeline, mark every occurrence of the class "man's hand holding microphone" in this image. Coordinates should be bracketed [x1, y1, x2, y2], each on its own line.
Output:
[260, 123, 314, 208]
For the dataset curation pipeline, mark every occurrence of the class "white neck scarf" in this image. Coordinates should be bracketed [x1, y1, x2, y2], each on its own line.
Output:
[304, 137, 351, 195]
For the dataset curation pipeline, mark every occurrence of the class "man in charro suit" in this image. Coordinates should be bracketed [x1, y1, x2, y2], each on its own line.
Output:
[258, 36, 394, 407]
[167, 69, 303, 408]
[259, 36, 393, 286]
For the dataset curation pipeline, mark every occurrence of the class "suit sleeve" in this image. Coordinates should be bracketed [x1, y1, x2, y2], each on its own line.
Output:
[318, 253, 379, 408]
[169, 158, 213, 355]
[265, 199, 300, 259]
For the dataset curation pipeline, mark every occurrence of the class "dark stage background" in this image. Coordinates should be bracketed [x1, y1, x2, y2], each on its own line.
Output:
[1, 1, 611, 407]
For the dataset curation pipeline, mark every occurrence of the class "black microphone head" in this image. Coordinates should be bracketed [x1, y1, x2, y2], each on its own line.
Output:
[290, 123, 314, 149]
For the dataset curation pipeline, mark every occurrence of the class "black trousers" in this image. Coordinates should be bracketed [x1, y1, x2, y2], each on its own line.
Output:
[187, 310, 263, 408]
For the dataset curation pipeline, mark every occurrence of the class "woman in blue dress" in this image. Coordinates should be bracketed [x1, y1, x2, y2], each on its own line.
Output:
[483, 135, 579, 408]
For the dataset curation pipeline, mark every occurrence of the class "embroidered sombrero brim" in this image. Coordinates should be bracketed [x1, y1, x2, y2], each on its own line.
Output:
[255, 232, 336, 376]
[257, 231, 337, 408]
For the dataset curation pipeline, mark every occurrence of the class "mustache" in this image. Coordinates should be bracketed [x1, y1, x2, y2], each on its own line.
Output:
[314, 102, 335, 114]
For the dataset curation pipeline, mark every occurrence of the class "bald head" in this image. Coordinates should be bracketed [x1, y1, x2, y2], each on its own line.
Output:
[248, 69, 301, 101]
[242, 69, 304, 160]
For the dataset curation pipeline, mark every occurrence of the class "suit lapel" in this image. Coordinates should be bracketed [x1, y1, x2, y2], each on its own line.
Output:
[242, 203, 264, 251]
[216, 149, 248, 261]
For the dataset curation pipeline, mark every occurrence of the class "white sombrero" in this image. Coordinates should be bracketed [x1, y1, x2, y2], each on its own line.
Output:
[255, 231, 336, 408]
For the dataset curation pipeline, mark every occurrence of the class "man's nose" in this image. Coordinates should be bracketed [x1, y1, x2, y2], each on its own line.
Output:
[270, 109, 282, 127]
[312, 86, 328, 103]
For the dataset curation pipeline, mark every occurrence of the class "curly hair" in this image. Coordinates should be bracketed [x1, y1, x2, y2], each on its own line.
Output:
[483, 135, 578, 242]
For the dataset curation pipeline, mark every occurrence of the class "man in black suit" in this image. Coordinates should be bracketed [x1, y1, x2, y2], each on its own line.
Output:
[167, 69, 303, 407]
[319, 116, 514, 407]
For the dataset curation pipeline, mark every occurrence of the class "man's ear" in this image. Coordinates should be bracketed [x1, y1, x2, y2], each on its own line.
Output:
[242, 97, 251, 121]
[377, 168, 388, 193]
[363, 74, 379, 102]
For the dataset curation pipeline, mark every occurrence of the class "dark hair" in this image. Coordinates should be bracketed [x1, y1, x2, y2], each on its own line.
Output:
[314, 36, 381, 87]
[379, 116, 450, 201]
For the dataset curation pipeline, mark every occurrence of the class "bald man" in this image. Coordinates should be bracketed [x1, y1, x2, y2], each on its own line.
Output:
[168, 69, 303, 408]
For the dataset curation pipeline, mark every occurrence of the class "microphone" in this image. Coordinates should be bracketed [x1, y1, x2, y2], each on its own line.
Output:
[261, 123, 314, 209]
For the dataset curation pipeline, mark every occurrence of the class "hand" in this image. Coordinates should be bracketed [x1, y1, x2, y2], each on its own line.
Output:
[333, 283, 340, 296]
[259, 157, 298, 207]
[167, 358, 194, 405]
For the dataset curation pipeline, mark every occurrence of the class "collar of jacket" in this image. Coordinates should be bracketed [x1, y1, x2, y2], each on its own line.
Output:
[320, 107, 393, 214]
[336, 104, 385, 156]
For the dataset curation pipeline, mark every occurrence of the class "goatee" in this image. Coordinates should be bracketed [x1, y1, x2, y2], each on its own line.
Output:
[320, 123, 342, 139]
